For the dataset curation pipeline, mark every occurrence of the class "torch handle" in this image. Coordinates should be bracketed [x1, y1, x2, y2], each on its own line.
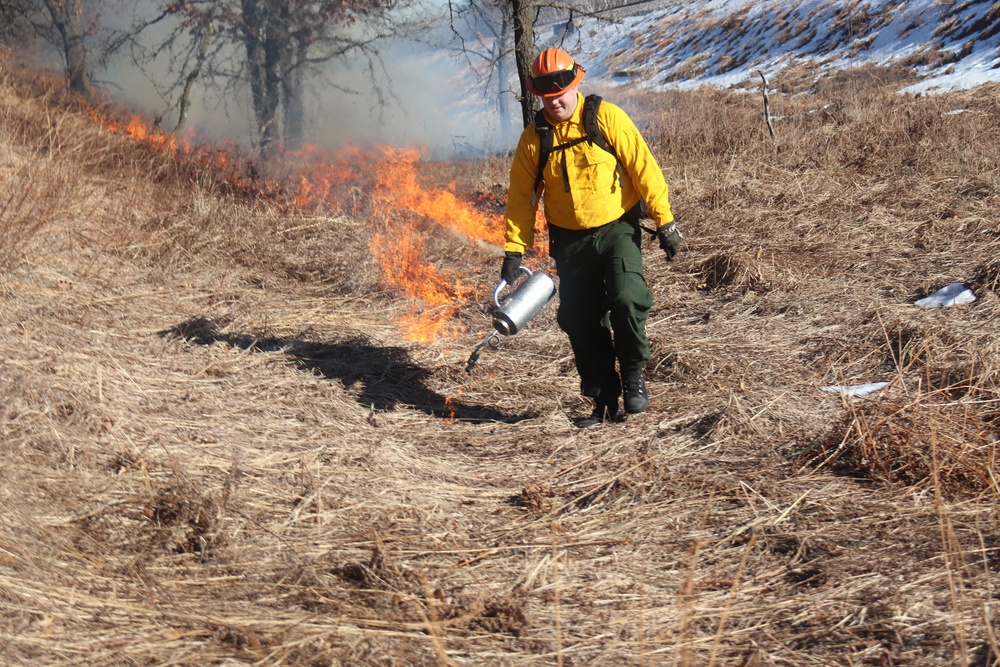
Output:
[493, 265, 534, 309]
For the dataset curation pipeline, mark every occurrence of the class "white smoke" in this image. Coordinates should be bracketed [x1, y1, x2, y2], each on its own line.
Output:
[92, 4, 519, 157]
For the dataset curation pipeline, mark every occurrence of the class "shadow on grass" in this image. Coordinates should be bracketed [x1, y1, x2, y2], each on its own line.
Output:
[160, 317, 527, 424]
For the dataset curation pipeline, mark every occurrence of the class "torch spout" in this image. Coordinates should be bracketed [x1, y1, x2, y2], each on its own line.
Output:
[465, 330, 502, 373]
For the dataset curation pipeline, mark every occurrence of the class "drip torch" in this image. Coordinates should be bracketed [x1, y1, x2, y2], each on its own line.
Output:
[465, 265, 555, 372]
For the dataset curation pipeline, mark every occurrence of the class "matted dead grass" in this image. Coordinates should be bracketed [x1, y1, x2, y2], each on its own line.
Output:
[698, 251, 767, 290]
[807, 387, 1000, 498]
[977, 257, 1000, 293]
[2, 58, 1000, 666]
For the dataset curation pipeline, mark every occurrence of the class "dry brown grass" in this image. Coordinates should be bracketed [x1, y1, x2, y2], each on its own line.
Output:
[2, 54, 1000, 666]
[808, 387, 1000, 498]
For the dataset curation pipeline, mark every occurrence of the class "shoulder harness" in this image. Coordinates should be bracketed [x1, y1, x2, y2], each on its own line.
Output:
[531, 94, 621, 207]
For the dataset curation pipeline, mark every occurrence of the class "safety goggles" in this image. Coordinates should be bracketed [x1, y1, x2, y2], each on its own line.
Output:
[529, 64, 581, 95]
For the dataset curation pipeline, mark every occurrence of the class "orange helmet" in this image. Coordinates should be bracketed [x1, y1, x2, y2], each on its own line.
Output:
[526, 47, 585, 97]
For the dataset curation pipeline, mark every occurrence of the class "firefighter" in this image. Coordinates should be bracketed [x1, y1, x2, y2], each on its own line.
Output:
[501, 47, 682, 426]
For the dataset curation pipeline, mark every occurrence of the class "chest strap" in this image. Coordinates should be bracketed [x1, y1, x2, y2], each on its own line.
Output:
[531, 95, 620, 207]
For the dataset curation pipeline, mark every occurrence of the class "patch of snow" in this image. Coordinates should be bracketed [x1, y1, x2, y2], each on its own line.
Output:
[821, 382, 890, 398]
[570, 0, 1000, 94]
[914, 283, 976, 309]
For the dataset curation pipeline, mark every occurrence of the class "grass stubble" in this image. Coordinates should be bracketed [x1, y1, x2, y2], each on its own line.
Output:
[1, 54, 999, 666]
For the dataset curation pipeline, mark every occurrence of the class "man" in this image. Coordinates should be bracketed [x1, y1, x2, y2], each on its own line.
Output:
[501, 47, 682, 427]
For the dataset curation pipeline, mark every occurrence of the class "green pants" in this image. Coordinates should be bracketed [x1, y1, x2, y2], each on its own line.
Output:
[548, 217, 653, 401]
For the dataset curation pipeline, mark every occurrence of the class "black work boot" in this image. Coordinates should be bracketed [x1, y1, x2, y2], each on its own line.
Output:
[577, 395, 621, 428]
[623, 370, 649, 414]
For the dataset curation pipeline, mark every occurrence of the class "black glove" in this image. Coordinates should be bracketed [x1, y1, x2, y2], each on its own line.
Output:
[500, 251, 523, 285]
[657, 222, 683, 261]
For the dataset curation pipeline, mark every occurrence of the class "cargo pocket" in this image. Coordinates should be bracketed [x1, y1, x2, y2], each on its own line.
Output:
[607, 254, 650, 313]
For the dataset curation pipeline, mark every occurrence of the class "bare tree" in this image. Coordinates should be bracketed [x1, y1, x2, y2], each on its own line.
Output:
[123, 0, 404, 151]
[445, 0, 613, 133]
[0, 0, 95, 96]
[174, 1, 220, 132]
[0, 1, 32, 48]
[43, 0, 90, 95]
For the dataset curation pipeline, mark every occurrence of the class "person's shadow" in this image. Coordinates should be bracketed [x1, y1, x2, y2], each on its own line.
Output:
[159, 317, 527, 424]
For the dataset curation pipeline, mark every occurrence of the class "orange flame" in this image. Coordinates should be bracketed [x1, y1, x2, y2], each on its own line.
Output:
[370, 229, 470, 343]
[283, 144, 376, 211]
[86, 110, 513, 344]
[87, 108, 286, 199]
[371, 147, 502, 246]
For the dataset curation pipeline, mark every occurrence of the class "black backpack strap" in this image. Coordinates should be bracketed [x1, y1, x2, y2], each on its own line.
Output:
[532, 95, 623, 204]
[583, 93, 624, 190]
[531, 108, 552, 207]
[583, 94, 614, 156]
[554, 137, 586, 192]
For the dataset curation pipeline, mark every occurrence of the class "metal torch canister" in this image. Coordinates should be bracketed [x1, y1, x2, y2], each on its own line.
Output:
[492, 265, 555, 336]
[465, 265, 555, 373]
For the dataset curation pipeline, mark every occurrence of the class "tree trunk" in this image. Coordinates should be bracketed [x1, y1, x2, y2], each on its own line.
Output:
[497, 15, 514, 145]
[282, 41, 307, 150]
[43, 0, 90, 97]
[510, 0, 536, 129]
[240, 0, 285, 152]
[175, 1, 219, 133]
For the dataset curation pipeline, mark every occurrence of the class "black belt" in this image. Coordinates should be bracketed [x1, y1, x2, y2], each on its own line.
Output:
[547, 201, 650, 240]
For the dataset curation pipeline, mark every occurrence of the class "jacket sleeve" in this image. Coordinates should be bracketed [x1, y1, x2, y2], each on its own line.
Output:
[600, 104, 674, 229]
[503, 127, 541, 253]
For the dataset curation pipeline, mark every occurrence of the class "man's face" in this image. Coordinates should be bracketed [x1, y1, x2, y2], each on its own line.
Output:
[541, 85, 579, 123]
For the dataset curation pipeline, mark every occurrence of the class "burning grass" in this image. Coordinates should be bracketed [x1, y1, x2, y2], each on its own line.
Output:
[3, 57, 1000, 666]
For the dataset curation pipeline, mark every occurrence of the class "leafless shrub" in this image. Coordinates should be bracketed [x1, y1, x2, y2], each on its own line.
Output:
[0, 162, 70, 269]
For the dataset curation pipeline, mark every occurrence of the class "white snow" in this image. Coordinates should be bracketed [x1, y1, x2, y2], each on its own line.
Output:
[914, 283, 977, 309]
[566, 0, 1000, 94]
[821, 382, 890, 398]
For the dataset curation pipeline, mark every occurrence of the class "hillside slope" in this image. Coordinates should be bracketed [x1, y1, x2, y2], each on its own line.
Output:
[2, 54, 1000, 666]
[580, 0, 1000, 93]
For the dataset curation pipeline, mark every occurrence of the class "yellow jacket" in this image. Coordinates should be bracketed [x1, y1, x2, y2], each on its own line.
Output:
[504, 93, 673, 254]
